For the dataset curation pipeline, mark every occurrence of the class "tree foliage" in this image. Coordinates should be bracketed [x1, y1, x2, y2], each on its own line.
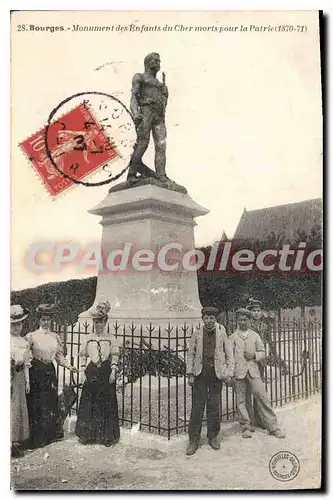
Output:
[198, 227, 322, 312]
[11, 277, 97, 330]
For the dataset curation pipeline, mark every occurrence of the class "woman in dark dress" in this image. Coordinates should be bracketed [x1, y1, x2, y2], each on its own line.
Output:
[75, 301, 120, 446]
[26, 303, 77, 448]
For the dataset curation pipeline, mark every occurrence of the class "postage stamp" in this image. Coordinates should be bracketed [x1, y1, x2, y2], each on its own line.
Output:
[19, 103, 118, 197]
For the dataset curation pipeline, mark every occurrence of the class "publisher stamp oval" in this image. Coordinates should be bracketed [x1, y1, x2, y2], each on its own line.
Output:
[269, 452, 300, 482]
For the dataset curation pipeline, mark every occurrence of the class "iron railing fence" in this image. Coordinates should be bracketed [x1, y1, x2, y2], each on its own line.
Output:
[54, 318, 322, 439]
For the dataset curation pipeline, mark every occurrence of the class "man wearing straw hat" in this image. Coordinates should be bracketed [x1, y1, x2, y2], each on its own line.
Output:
[229, 308, 286, 439]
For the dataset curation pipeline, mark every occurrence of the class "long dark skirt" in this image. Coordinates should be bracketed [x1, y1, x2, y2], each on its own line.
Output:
[75, 361, 120, 444]
[27, 359, 63, 448]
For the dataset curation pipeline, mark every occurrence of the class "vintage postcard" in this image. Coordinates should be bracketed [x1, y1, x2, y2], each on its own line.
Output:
[10, 10, 323, 491]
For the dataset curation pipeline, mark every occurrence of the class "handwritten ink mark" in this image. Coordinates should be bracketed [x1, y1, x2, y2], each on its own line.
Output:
[69, 162, 79, 174]
[73, 135, 87, 152]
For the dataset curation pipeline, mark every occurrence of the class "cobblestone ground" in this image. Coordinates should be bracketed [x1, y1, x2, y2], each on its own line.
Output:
[11, 395, 321, 491]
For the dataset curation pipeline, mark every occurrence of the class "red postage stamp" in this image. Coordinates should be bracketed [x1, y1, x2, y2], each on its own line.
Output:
[19, 103, 118, 197]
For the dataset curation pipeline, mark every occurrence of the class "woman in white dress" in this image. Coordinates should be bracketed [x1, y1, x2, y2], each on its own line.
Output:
[10, 305, 31, 458]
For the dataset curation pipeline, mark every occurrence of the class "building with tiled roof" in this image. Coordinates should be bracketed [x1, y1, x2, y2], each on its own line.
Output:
[233, 198, 322, 244]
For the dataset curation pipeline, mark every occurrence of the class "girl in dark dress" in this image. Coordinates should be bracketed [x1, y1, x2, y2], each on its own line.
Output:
[75, 301, 120, 446]
[26, 303, 77, 448]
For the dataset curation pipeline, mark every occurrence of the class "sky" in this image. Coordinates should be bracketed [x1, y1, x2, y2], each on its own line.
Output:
[11, 10, 322, 291]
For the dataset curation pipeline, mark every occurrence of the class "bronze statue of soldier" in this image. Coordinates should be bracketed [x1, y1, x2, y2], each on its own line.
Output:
[127, 52, 169, 183]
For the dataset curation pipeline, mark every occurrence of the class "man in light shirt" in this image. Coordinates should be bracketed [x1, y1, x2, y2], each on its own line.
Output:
[229, 308, 285, 439]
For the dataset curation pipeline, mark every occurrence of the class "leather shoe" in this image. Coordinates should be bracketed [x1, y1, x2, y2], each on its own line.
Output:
[269, 428, 286, 439]
[186, 441, 199, 456]
[242, 429, 252, 438]
[79, 438, 92, 445]
[11, 444, 24, 458]
[209, 438, 220, 450]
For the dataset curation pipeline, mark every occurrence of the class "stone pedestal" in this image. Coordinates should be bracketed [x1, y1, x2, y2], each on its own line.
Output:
[78, 184, 209, 328]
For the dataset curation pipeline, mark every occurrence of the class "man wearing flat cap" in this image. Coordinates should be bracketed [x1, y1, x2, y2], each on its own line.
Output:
[247, 299, 270, 344]
[246, 298, 269, 429]
[229, 308, 285, 439]
[186, 306, 234, 455]
[247, 298, 288, 428]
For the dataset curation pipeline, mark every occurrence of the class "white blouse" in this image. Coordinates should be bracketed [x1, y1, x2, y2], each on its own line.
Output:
[80, 334, 120, 369]
[26, 328, 70, 368]
[10, 335, 32, 367]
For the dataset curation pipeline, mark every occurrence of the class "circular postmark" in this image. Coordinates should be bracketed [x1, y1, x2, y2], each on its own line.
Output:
[44, 91, 137, 188]
[269, 451, 300, 482]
